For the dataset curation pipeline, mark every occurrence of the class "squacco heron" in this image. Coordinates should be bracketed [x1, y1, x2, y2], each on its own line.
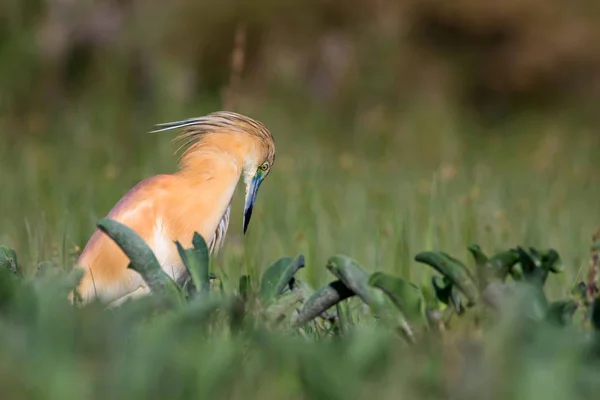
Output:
[73, 111, 275, 306]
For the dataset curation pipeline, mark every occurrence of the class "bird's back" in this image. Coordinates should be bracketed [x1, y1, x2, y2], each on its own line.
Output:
[74, 172, 232, 305]
[74, 175, 167, 304]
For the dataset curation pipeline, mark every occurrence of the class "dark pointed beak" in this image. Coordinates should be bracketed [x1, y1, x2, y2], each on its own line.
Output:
[242, 173, 262, 235]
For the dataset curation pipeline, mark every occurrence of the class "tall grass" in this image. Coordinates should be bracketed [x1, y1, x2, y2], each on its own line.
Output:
[2, 96, 599, 290]
[2, 74, 600, 400]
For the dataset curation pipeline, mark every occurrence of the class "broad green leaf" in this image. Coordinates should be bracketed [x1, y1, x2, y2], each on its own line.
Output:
[260, 257, 292, 303]
[546, 300, 578, 326]
[509, 263, 524, 281]
[97, 218, 183, 305]
[259, 254, 305, 303]
[414, 251, 480, 306]
[468, 245, 520, 286]
[192, 232, 210, 293]
[431, 276, 452, 304]
[325, 255, 379, 306]
[487, 249, 520, 280]
[515, 247, 548, 286]
[294, 280, 355, 326]
[542, 248, 562, 273]
[0, 246, 18, 276]
[326, 255, 416, 342]
[431, 276, 465, 314]
[368, 272, 425, 324]
[175, 232, 210, 297]
[274, 254, 305, 296]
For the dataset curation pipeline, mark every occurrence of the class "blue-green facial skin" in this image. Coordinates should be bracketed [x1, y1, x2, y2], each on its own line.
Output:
[242, 169, 265, 235]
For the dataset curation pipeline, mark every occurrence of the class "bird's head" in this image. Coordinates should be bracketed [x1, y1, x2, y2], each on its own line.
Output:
[151, 111, 275, 235]
[240, 130, 275, 235]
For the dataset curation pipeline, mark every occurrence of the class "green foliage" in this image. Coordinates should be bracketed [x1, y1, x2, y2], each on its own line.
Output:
[368, 272, 425, 326]
[413, 245, 589, 331]
[0, 245, 18, 275]
[414, 251, 480, 306]
[176, 232, 210, 297]
[258, 254, 305, 304]
[4, 220, 600, 399]
[46, 217, 600, 340]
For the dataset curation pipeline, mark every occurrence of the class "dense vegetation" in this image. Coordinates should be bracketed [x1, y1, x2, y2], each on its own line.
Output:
[2, 213, 600, 399]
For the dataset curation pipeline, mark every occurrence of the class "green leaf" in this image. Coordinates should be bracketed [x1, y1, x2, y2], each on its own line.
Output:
[487, 248, 520, 280]
[175, 232, 210, 297]
[542, 248, 562, 273]
[515, 247, 548, 286]
[294, 280, 355, 326]
[368, 272, 425, 325]
[546, 300, 578, 326]
[414, 251, 480, 306]
[325, 255, 379, 306]
[259, 255, 305, 304]
[96, 218, 183, 305]
[274, 254, 304, 295]
[468, 245, 520, 286]
[0, 246, 18, 276]
[326, 255, 416, 342]
[509, 263, 524, 281]
[431, 276, 465, 314]
[192, 232, 210, 291]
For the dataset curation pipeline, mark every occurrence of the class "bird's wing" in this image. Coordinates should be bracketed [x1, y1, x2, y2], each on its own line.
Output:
[207, 203, 231, 254]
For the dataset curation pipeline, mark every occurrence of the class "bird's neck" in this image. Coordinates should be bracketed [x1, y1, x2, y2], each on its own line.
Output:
[177, 146, 243, 185]
[174, 148, 243, 245]
[176, 133, 255, 180]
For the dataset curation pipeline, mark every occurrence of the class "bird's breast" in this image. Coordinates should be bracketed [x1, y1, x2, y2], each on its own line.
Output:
[152, 218, 189, 284]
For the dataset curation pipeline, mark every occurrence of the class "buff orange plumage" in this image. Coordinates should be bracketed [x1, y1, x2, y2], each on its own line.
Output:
[72, 111, 276, 306]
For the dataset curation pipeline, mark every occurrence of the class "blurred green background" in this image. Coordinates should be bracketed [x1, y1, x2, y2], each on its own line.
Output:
[2, 2, 600, 399]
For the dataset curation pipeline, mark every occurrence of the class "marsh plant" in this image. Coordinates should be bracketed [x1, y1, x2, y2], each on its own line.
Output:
[2, 217, 600, 399]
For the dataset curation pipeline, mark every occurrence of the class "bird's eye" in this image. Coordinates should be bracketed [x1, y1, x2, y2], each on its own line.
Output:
[260, 162, 269, 171]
